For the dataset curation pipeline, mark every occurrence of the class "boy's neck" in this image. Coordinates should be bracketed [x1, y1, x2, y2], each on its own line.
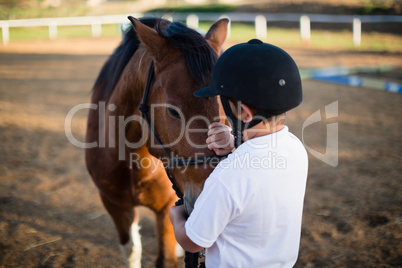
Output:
[242, 121, 284, 142]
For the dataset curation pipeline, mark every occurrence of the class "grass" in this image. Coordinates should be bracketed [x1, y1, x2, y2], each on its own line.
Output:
[1, 0, 399, 20]
[0, 2, 91, 20]
[144, 4, 236, 13]
[3, 6, 90, 20]
[1, 22, 401, 53]
[5, 24, 122, 41]
[1, 3, 236, 20]
[199, 22, 402, 52]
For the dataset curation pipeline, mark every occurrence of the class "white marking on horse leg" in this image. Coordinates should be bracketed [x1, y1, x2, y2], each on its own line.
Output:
[119, 222, 142, 268]
[175, 242, 185, 258]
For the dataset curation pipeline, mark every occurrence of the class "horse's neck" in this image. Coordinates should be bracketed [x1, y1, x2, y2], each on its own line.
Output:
[104, 50, 153, 154]
[110, 50, 152, 117]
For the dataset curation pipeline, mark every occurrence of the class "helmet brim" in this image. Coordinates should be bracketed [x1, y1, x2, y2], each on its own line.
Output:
[193, 86, 219, 98]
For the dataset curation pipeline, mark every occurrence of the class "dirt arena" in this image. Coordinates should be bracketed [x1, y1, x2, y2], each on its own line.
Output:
[0, 36, 401, 267]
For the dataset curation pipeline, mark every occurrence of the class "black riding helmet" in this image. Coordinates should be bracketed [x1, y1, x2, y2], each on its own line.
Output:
[194, 39, 302, 147]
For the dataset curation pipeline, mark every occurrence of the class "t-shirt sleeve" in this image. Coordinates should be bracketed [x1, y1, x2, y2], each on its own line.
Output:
[185, 175, 237, 248]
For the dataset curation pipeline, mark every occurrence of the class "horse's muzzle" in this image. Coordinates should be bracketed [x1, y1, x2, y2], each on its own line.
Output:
[184, 195, 195, 216]
[182, 183, 202, 216]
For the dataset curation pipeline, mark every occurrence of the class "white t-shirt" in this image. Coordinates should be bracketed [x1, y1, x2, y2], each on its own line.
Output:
[185, 126, 308, 267]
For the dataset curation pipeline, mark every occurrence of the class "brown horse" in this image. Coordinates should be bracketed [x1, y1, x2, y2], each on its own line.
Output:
[85, 17, 228, 267]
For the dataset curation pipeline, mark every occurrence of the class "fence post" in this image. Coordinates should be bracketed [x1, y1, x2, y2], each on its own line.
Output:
[300, 15, 311, 44]
[92, 20, 102, 37]
[186, 14, 199, 29]
[1, 22, 10, 45]
[353, 18, 361, 47]
[49, 21, 57, 40]
[255, 15, 267, 39]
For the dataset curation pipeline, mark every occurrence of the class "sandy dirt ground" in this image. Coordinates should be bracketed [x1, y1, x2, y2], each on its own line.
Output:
[0, 36, 401, 268]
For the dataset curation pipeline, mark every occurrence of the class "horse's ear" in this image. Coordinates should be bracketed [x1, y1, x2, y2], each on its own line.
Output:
[205, 18, 229, 55]
[128, 16, 170, 60]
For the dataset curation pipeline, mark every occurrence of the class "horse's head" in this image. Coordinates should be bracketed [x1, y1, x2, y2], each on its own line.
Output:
[130, 17, 228, 214]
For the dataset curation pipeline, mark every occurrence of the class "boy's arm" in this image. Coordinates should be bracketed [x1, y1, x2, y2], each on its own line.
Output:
[206, 122, 234, 155]
[169, 205, 204, 253]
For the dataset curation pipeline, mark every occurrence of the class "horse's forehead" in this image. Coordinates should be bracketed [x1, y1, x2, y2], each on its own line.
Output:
[162, 56, 188, 74]
[158, 62, 214, 110]
[160, 59, 196, 90]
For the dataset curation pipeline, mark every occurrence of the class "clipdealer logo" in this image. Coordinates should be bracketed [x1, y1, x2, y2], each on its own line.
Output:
[64, 101, 339, 167]
[302, 101, 338, 167]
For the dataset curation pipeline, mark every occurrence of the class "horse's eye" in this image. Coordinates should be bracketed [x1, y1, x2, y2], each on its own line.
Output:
[168, 107, 181, 119]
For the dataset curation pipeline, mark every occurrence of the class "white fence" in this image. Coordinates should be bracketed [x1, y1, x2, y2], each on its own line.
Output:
[1, 12, 401, 46]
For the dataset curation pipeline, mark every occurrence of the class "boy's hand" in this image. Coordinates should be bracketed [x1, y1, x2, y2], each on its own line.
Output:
[169, 205, 186, 226]
[206, 122, 234, 156]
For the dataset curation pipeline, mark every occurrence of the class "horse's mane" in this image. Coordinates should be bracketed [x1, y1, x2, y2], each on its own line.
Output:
[94, 17, 218, 101]
[154, 19, 218, 88]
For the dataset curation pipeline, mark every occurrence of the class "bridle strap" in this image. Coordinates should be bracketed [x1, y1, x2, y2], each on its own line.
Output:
[139, 61, 184, 199]
[139, 61, 173, 159]
[220, 96, 267, 148]
[139, 60, 226, 201]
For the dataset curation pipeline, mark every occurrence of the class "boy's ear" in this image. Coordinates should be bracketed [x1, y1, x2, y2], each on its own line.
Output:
[241, 104, 254, 123]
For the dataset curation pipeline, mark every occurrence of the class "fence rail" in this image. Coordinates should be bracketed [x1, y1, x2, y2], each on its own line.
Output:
[1, 12, 401, 45]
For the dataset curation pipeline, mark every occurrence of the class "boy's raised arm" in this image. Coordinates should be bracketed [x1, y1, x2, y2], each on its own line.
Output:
[169, 205, 203, 253]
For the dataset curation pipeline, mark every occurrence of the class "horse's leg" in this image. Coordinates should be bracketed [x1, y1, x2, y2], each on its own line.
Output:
[100, 194, 142, 268]
[120, 210, 142, 268]
[154, 202, 179, 268]
[136, 162, 179, 267]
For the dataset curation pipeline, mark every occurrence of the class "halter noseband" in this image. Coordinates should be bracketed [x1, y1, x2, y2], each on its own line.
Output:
[139, 60, 226, 204]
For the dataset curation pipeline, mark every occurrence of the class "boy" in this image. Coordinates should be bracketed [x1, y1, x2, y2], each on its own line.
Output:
[170, 39, 308, 267]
